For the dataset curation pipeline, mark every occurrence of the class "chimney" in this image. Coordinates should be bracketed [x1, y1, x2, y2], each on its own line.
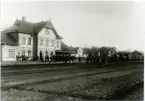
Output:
[22, 16, 26, 21]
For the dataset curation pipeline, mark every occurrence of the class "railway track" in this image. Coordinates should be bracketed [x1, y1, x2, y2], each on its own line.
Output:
[2, 67, 141, 90]
[2, 63, 140, 84]
[1, 65, 102, 76]
[2, 62, 142, 76]
[2, 69, 143, 100]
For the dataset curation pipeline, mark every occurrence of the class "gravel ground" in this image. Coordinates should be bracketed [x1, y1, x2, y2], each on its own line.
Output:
[121, 83, 143, 100]
[73, 72, 143, 100]
[3, 66, 140, 87]
[45, 97, 95, 101]
[1, 89, 57, 101]
[11, 69, 141, 101]
[2, 63, 143, 101]
[2, 63, 143, 87]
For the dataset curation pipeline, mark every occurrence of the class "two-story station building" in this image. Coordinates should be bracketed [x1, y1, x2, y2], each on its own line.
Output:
[1, 17, 63, 61]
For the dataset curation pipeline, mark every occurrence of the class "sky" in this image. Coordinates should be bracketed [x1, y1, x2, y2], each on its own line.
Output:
[0, 0, 145, 52]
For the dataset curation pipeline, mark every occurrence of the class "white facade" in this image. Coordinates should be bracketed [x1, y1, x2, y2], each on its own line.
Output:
[1, 33, 33, 61]
[1, 18, 63, 61]
[76, 48, 84, 57]
[37, 28, 61, 57]
[1, 29, 62, 61]
[1, 45, 18, 61]
[18, 33, 33, 57]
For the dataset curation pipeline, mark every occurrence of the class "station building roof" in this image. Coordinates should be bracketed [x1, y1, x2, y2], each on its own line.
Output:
[1, 18, 62, 46]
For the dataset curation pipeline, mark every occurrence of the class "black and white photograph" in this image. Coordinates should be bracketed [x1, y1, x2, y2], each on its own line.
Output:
[0, 0, 144, 101]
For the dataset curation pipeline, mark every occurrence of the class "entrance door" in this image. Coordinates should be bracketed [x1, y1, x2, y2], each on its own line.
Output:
[39, 50, 43, 61]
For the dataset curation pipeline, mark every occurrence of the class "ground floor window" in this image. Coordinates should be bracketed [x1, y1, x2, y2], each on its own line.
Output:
[8, 49, 15, 58]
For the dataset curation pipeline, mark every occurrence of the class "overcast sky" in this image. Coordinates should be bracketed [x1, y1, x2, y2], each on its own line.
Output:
[1, 1, 145, 51]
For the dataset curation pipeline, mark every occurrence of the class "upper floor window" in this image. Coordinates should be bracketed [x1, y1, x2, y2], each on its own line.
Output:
[40, 38, 43, 46]
[8, 49, 15, 58]
[57, 41, 59, 48]
[22, 36, 26, 45]
[46, 39, 49, 46]
[52, 40, 54, 47]
[46, 29, 49, 35]
[28, 37, 31, 45]
[49, 40, 52, 47]
[59, 41, 61, 48]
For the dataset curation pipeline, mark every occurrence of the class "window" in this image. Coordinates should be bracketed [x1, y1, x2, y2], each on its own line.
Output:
[52, 40, 54, 47]
[28, 37, 31, 45]
[57, 41, 59, 48]
[22, 50, 25, 55]
[8, 49, 15, 58]
[40, 38, 43, 46]
[46, 39, 49, 46]
[59, 42, 61, 48]
[49, 40, 52, 47]
[22, 36, 26, 45]
[48, 40, 51, 47]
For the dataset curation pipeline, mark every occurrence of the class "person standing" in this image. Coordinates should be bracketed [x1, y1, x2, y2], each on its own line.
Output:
[86, 55, 89, 64]
[78, 56, 81, 63]
[16, 52, 21, 61]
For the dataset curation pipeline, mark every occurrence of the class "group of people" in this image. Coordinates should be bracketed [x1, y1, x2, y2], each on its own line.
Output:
[16, 51, 132, 65]
[39, 53, 76, 63]
[16, 52, 32, 61]
[85, 53, 126, 64]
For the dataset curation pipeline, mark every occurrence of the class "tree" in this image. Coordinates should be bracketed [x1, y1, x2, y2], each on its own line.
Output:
[83, 47, 91, 56]
[90, 46, 99, 54]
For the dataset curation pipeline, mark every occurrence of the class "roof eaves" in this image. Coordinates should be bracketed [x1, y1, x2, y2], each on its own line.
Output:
[2, 30, 17, 34]
[1, 41, 18, 46]
[17, 31, 34, 36]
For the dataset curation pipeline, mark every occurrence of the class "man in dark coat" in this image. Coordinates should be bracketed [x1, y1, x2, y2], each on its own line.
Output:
[78, 56, 81, 63]
[40, 52, 43, 61]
